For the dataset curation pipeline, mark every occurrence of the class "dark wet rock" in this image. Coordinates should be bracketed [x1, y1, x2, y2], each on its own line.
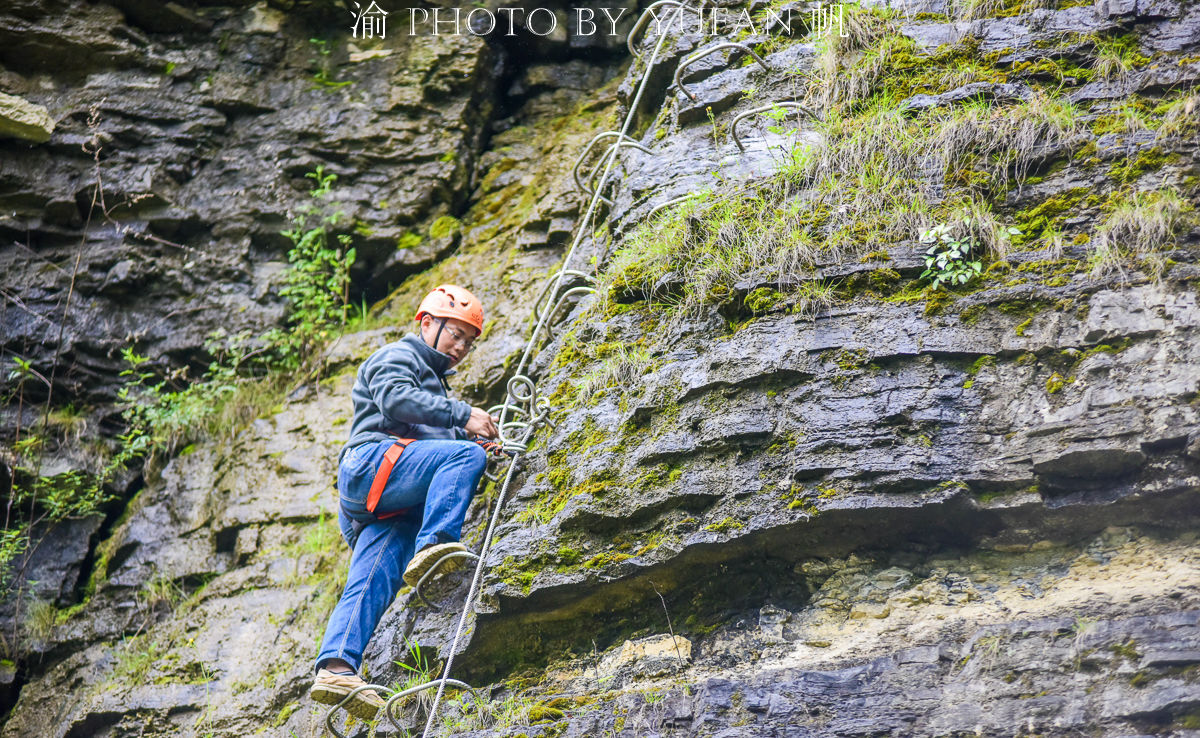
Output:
[0, 0, 502, 441]
[901, 82, 1033, 112]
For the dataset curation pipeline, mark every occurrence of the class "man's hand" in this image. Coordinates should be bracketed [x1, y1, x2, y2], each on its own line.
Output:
[465, 406, 499, 439]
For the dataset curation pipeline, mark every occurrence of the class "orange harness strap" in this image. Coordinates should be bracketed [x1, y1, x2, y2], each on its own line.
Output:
[366, 437, 416, 520]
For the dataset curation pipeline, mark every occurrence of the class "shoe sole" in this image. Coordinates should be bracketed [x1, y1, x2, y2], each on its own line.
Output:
[310, 683, 383, 720]
[403, 543, 468, 587]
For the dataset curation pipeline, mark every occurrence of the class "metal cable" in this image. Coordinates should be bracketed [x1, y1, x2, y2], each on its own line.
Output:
[417, 4, 696, 736]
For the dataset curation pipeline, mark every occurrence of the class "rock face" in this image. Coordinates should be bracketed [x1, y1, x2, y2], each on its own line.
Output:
[1, 0, 1199, 736]
[0, 0, 499, 430]
[0, 91, 54, 142]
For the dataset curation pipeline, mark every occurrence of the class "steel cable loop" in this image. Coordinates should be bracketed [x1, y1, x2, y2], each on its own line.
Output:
[673, 41, 773, 101]
[383, 679, 475, 733]
[324, 684, 393, 738]
[418, 4, 698, 736]
[414, 551, 482, 610]
[730, 102, 820, 152]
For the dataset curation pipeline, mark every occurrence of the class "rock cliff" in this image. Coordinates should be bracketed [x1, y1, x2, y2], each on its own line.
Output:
[0, 0, 1198, 736]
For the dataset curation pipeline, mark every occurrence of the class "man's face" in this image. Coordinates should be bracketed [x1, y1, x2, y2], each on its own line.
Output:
[420, 315, 476, 365]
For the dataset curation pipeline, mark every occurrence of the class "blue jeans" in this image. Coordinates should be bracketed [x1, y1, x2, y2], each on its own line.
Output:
[314, 438, 488, 673]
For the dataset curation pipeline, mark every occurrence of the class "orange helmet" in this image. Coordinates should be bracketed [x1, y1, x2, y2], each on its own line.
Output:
[414, 284, 485, 337]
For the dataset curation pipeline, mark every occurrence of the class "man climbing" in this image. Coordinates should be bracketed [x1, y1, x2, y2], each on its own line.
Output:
[310, 284, 503, 719]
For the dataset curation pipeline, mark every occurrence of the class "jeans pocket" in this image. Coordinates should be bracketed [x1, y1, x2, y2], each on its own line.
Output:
[345, 442, 375, 469]
[338, 442, 379, 505]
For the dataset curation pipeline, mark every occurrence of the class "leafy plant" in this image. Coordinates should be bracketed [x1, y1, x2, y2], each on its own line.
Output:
[918, 219, 1014, 289]
[270, 165, 357, 367]
[309, 38, 351, 89]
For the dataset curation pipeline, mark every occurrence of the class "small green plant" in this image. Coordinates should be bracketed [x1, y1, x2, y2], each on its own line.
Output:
[919, 219, 1005, 289]
[309, 38, 351, 88]
[390, 638, 439, 712]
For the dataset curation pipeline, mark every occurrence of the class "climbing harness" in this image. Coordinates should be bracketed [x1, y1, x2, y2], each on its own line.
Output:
[365, 436, 416, 519]
[321, 0, 805, 733]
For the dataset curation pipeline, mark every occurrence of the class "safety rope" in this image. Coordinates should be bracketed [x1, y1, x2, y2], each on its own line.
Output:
[319, 1, 801, 733]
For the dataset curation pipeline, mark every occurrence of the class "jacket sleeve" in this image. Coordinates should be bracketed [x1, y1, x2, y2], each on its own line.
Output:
[361, 348, 473, 430]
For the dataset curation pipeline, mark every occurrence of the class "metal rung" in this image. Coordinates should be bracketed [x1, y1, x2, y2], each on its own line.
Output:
[674, 42, 772, 102]
[323, 683, 393, 738]
[384, 678, 474, 732]
[731, 102, 819, 152]
[646, 192, 706, 221]
[542, 286, 597, 340]
[573, 131, 640, 202]
[627, 0, 706, 59]
[532, 269, 597, 323]
[579, 140, 654, 206]
[413, 551, 482, 610]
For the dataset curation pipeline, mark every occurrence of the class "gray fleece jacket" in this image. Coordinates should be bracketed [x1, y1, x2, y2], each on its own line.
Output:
[339, 333, 472, 466]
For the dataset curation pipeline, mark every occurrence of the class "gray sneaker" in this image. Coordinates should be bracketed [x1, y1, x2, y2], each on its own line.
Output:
[310, 668, 385, 719]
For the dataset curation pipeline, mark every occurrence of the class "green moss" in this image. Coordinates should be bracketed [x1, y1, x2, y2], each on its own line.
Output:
[636, 463, 682, 491]
[871, 34, 1007, 101]
[703, 517, 744, 534]
[1009, 56, 1093, 82]
[1108, 639, 1140, 661]
[1090, 96, 1159, 135]
[767, 431, 801, 453]
[516, 452, 617, 525]
[1109, 147, 1178, 183]
[563, 417, 608, 457]
[397, 231, 423, 250]
[959, 304, 986, 325]
[1014, 317, 1033, 336]
[1044, 372, 1066, 393]
[961, 355, 995, 389]
[1011, 188, 1097, 247]
[868, 268, 901, 292]
[429, 215, 461, 239]
[831, 348, 871, 371]
[579, 549, 631, 570]
[1177, 709, 1200, 730]
[744, 287, 786, 314]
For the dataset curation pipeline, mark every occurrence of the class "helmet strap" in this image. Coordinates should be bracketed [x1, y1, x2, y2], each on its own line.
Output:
[431, 316, 448, 351]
